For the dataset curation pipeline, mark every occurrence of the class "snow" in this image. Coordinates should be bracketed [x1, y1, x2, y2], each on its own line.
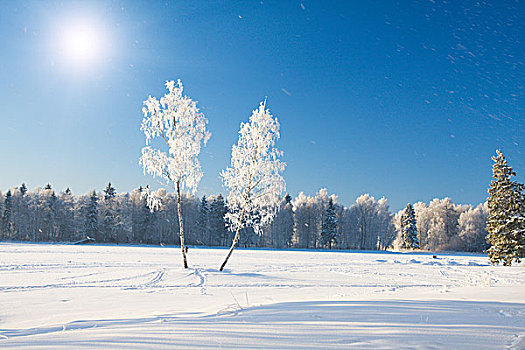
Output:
[1, 243, 524, 349]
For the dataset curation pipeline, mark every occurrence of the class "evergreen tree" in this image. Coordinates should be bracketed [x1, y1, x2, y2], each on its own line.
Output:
[486, 150, 525, 266]
[102, 183, 117, 243]
[209, 194, 228, 246]
[37, 188, 58, 241]
[46, 190, 58, 240]
[19, 183, 27, 196]
[132, 187, 151, 243]
[44, 183, 52, 190]
[400, 203, 419, 249]
[57, 189, 76, 241]
[104, 182, 116, 200]
[196, 195, 209, 245]
[282, 194, 295, 247]
[1, 190, 13, 239]
[320, 198, 337, 249]
[12, 186, 30, 241]
[85, 191, 98, 240]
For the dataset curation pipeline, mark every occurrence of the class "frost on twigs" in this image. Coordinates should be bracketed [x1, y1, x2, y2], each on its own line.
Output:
[219, 100, 285, 270]
[221, 100, 286, 235]
[139, 79, 210, 268]
[140, 79, 211, 193]
[140, 186, 162, 213]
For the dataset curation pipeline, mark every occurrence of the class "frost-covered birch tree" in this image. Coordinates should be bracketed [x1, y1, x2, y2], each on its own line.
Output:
[139, 79, 211, 268]
[219, 101, 285, 271]
[457, 203, 488, 252]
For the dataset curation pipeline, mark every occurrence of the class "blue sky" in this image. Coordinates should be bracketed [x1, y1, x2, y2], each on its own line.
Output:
[0, 0, 523, 210]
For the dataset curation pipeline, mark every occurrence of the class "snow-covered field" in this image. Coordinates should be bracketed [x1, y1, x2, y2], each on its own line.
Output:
[0, 243, 524, 349]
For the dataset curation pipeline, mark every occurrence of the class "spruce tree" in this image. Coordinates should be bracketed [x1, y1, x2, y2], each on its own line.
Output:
[103, 183, 117, 242]
[36, 188, 58, 241]
[19, 183, 27, 196]
[104, 182, 116, 200]
[209, 194, 227, 246]
[486, 150, 525, 266]
[45, 190, 58, 241]
[283, 194, 295, 247]
[196, 195, 209, 245]
[86, 190, 98, 241]
[58, 188, 76, 241]
[320, 198, 337, 249]
[1, 190, 13, 240]
[134, 188, 152, 243]
[400, 203, 419, 249]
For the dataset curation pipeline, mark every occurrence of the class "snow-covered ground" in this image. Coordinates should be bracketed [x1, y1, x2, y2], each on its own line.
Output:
[0, 243, 524, 349]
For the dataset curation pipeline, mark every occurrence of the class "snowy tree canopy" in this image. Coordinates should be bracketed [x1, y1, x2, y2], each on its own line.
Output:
[221, 100, 286, 235]
[140, 79, 211, 194]
[458, 203, 488, 252]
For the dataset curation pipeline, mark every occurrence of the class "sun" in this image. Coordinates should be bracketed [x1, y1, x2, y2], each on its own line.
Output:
[60, 22, 103, 65]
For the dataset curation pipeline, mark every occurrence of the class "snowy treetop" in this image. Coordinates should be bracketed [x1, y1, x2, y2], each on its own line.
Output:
[140, 80, 211, 193]
[221, 101, 286, 234]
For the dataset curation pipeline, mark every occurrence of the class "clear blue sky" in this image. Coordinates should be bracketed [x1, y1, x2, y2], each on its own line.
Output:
[0, 0, 523, 210]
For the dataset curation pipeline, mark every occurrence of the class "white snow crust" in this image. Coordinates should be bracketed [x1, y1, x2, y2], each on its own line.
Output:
[0, 243, 524, 349]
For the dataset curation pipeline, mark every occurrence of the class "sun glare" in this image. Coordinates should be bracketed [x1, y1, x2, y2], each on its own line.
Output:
[60, 22, 103, 66]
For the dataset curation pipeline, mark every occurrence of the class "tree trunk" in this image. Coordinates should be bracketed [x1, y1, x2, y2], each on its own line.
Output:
[219, 209, 245, 271]
[219, 225, 241, 271]
[176, 181, 188, 269]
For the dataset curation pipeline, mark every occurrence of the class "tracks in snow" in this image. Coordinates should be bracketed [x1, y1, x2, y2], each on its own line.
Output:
[190, 268, 207, 294]
[0, 268, 168, 292]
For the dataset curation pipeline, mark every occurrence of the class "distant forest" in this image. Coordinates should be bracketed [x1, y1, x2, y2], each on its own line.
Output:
[0, 183, 488, 252]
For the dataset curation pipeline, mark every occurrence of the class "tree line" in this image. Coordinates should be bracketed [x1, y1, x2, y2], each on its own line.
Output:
[0, 183, 490, 253]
